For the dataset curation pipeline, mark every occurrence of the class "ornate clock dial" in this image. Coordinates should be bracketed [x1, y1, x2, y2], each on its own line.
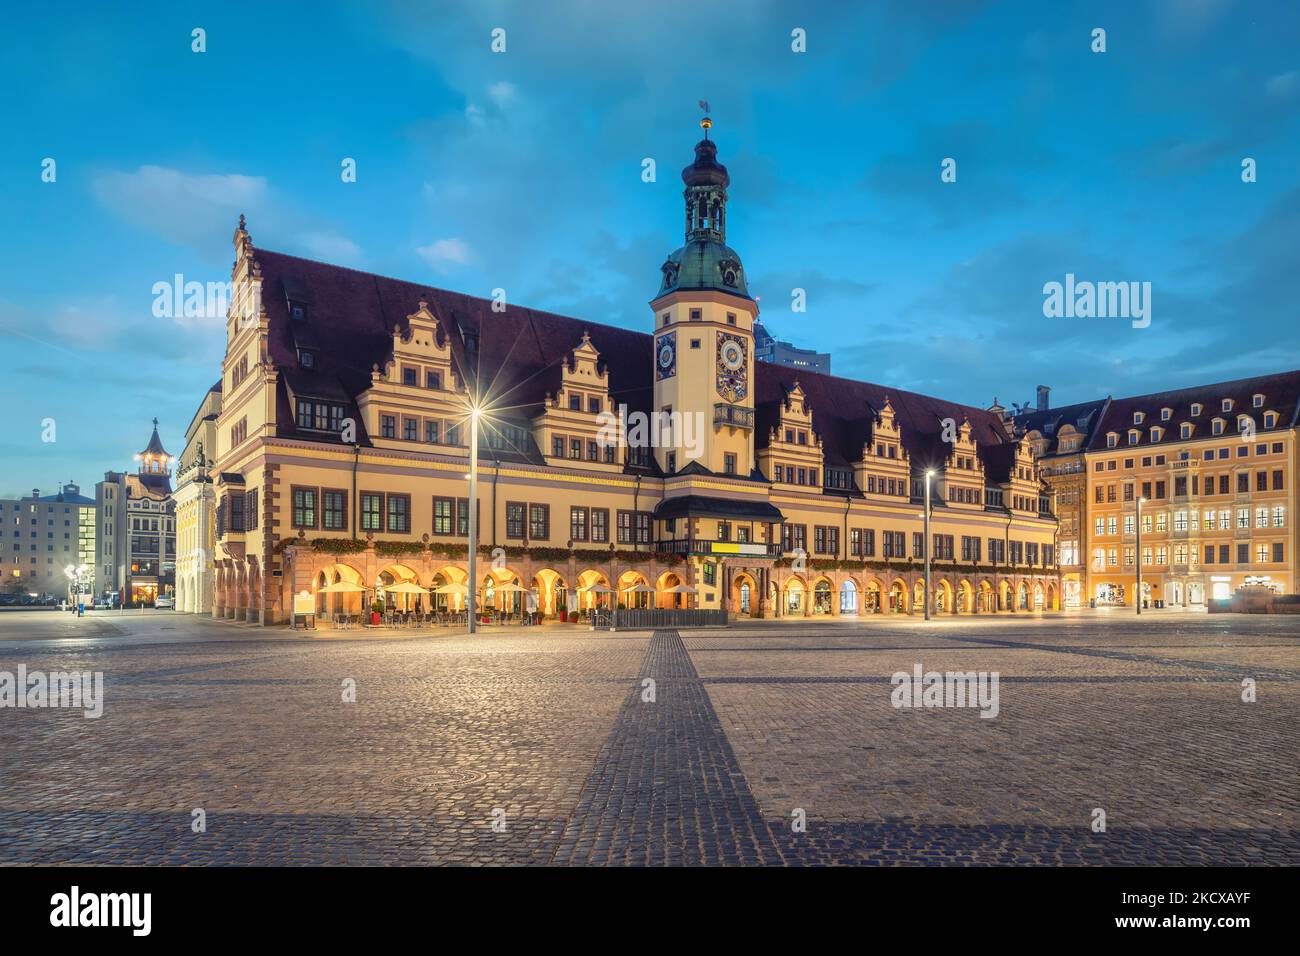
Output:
[721, 341, 744, 371]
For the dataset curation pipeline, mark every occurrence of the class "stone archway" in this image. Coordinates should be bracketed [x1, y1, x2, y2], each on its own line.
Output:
[958, 579, 973, 614]
[839, 577, 859, 616]
[889, 578, 908, 614]
[731, 570, 759, 617]
[812, 577, 833, 615]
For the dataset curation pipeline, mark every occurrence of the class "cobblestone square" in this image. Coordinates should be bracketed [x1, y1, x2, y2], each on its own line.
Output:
[0, 610, 1296, 865]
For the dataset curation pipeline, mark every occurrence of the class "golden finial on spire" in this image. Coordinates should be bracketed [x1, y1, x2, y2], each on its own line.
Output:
[700, 116, 712, 139]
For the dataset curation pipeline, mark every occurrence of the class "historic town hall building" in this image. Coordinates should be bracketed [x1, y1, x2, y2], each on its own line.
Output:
[208, 126, 1062, 624]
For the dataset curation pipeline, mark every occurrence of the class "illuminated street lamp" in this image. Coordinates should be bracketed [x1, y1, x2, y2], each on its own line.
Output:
[466, 402, 482, 634]
[924, 469, 935, 621]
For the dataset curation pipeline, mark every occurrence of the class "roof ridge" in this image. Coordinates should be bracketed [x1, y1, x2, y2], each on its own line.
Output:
[1108, 368, 1300, 404]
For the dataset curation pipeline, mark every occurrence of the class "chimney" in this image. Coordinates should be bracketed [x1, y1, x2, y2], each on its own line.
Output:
[1036, 385, 1050, 412]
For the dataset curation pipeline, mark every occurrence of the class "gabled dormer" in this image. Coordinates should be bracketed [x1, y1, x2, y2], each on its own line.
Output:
[536, 333, 621, 472]
[357, 301, 466, 451]
[758, 380, 824, 488]
[942, 417, 985, 508]
[854, 397, 910, 499]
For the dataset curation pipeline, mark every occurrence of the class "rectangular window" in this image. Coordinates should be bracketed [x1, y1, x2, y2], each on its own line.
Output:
[322, 491, 347, 531]
[426, 371, 441, 390]
[227, 493, 245, 532]
[591, 508, 609, 543]
[433, 497, 453, 535]
[1273, 542, 1284, 563]
[244, 489, 259, 531]
[505, 502, 526, 540]
[724, 453, 737, 475]
[425, 420, 440, 444]
[361, 493, 383, 533]
[552, 436, 564, 457]
[403, 417, 418, 441]
[387, 494, 410, 533]
[381, 415, 396, 439]
[291, 487, 317, 529]
[529, 504, 550, 541]
[456, 498, 471, 536]
[570, 507, 588, 542]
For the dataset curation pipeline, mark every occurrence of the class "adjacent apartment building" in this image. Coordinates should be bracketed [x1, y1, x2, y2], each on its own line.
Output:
[0, 483, 96, 598]
[95, 422, 177, 605]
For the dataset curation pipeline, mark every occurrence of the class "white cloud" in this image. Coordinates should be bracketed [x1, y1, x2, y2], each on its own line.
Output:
[92, 166, 269, 251]
[416, 238, 472, 272]
[300, 231, 362, 263]
[487, 81, 517, 108]
[1265, 71, 1298, 98]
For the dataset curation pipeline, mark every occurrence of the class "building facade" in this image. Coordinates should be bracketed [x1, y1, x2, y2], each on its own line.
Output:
[94, 422, 177, 605]
[1080, 375, 1299, 607]
[0, 483, 96, 599]
[174, 384, 222, 614]
[1014, 391, 1110, 608]
[205, 127, 1061, 624]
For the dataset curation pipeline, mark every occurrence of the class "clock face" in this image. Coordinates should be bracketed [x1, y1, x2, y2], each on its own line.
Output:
[655, 332, 676, 381]
[715, 331, 748, 403]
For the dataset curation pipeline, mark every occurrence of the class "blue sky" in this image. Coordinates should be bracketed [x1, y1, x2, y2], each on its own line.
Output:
[2, 0, 1298, 496]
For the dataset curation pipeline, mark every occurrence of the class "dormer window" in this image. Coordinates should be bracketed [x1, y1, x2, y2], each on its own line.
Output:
[1133, 411, 1144, 425]
[1149, 426, 1163, 442]
[1107, 433, 1118, 448]
[1253, 394, 1264, 408]
[289, 301, 307, 321]
[1128, 430, 1140, 445]
[1212, 418, 1224, 435]
[1161, 408, 1172, 421]
[1265, 412, 1278, 428]
[1238, 416, 1252, 434]
[1191, 403, 1202, 416]
[1221, 398, 1233, 412]
[1180, 423, 1193, 439]
[298, 349, 316, 369]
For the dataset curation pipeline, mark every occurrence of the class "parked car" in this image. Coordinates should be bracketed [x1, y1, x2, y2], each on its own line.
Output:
[154, 596, 175, 610]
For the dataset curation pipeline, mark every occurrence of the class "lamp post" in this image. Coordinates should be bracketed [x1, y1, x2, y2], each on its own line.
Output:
[1135, 496, 1145, 615]
[924, 469, 934, 621]
[466, 403, 481, 634]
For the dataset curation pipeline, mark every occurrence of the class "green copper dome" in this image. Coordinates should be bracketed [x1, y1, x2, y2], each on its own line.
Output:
[655, 128, 750, 300]
[657, 239, 750, 298]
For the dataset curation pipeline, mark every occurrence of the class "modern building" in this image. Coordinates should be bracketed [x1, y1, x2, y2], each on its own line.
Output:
[205, 125, 1060, 624]
[95, 422, 177, 605]
[1080, 373, 1299, 607]
[753, 319, 831, 373]
[0, 483, 97, 599]
[174, 383, 222, 614]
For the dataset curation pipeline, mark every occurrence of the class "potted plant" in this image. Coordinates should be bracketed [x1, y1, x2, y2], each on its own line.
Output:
[370, 600, 383, 626]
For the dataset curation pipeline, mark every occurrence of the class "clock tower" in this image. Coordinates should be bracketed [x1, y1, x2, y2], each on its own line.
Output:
[650, 119, 758, 477]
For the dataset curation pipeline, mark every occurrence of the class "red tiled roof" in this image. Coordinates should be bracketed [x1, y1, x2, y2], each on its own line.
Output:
[253, 247, 1017, 477]
[1089, 370, 1300, 450]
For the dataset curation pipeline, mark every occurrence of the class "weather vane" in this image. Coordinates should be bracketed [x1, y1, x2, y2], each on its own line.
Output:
[698, 100, 711, 138]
